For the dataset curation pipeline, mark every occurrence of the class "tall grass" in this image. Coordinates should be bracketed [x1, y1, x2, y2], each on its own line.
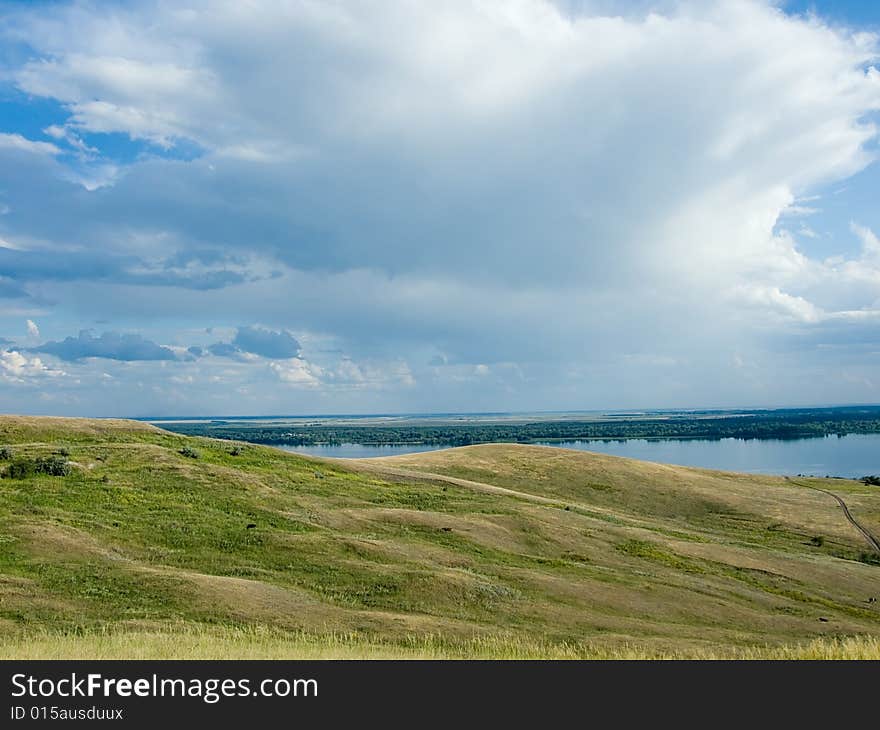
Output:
[1, 626, 878, 660]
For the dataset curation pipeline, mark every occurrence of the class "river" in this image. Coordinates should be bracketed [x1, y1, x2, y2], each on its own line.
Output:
[277, 433, 880, 477]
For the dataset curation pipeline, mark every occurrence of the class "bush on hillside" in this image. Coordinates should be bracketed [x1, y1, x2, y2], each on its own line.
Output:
[179, 446, 200, 459]
[861, 475, 880, 487]
[0, 446, 13, 460]
[37, 456, 73, 476]
[4, 455, 71, 479]
[6, 459, 36, 479]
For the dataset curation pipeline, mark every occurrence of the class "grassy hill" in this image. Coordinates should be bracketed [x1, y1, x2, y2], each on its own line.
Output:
[1, 416, 879, 659]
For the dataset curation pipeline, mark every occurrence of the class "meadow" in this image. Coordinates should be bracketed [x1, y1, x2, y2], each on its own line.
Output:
[1, 416, 879, 659]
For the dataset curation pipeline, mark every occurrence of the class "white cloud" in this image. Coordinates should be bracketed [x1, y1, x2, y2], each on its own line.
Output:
[851, 222, 880, 259]
[17, 54, 218, 147]
[26, 319, 39, 338]
[0, 133, 59, 156]
[0, 350, 66, 382]
[731, 284, 824, 324]
[1, 0, 880, 410]
[782, 203, 821, 217]
[269, 358, 324, 388]
[275, 353, 421, 393]
[797, 225, 819, 239]
[42, 123, 98, 158]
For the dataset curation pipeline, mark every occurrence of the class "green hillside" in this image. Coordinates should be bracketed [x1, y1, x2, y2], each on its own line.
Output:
[1, 417, 879, 659]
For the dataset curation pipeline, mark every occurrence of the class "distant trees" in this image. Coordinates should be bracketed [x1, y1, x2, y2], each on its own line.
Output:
[862, 475, 880, 487]
[160, 407, 880, 448]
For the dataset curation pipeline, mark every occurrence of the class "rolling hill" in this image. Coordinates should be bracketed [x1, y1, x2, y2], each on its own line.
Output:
[1, 416, 879, 659]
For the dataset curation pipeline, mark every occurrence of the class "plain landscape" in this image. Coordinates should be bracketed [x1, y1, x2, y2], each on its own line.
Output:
[1, 414, 879, 659]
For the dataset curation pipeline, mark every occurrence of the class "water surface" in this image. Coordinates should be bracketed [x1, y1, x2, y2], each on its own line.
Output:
[278, 433, 880, 477]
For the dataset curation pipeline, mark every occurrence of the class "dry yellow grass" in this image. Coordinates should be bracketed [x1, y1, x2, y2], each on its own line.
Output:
[363, 443, 880, 548]
[2, 626, 878, 660]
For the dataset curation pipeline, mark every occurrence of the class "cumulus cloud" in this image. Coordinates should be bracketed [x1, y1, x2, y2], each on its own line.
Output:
[232, 326, 301, 359]
[730, 285, 824, 324]
[327, 358, 416, 390]
[0, 0, 879, 411]
[32, 330, 177, 362]
[269, 358, 323, 388]
[267, 353, 416, 392]
[0, 350, 66, 381]
[206, 342, 241, 358]
[200, 325, 301, 360]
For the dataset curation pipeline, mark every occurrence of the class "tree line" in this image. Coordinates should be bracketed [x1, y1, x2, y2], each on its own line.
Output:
[160, 407, 880, 447]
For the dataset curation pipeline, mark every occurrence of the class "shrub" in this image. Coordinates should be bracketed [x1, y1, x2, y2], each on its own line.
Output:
[861, 475, 880, 487]
[0, 446, 13, 460]
[810, 535, 825, 547]
[6, 459, 37, 479]
[229, 446, 243, 456]
[37, 456, 72, 476]
[3, 455, 70, 478]
[179, 446, 200, 459]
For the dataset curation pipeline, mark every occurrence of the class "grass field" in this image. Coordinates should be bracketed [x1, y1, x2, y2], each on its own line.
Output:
[1, 416, 879, 659]
[3, 626, 879, 660]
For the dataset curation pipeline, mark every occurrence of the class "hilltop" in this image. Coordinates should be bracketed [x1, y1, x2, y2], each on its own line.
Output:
[1, 416, 879, 659]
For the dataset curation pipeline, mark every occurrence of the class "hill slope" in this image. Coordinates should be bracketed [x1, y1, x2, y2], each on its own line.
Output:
[1, 417, 879, 658]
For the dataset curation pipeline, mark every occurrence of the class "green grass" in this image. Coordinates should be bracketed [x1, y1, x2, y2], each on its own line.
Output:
[1, 416, 880, 658]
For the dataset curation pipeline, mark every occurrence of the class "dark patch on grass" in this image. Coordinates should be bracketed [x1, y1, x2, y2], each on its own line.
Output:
[615, 539, 705, 574]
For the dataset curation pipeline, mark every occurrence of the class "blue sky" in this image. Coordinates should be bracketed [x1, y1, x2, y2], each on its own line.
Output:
[1, 0, 879, 416]
[786, 1, 880, 29]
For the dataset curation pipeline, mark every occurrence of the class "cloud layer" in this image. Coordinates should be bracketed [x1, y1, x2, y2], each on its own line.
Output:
[0, 0, 879, 414]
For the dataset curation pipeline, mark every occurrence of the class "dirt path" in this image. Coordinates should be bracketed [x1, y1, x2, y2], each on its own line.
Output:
[354, 463, 880, 556]
[787, 479, 880, 553]
[342, 459, 569, 508]
[343, 459, 704, 537]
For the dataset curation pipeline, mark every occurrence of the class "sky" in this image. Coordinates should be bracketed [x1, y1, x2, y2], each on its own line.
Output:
[0, 0, 879, 417]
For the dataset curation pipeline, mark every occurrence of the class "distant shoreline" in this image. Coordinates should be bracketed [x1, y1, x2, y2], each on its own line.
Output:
[154, 406, 880, 448]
